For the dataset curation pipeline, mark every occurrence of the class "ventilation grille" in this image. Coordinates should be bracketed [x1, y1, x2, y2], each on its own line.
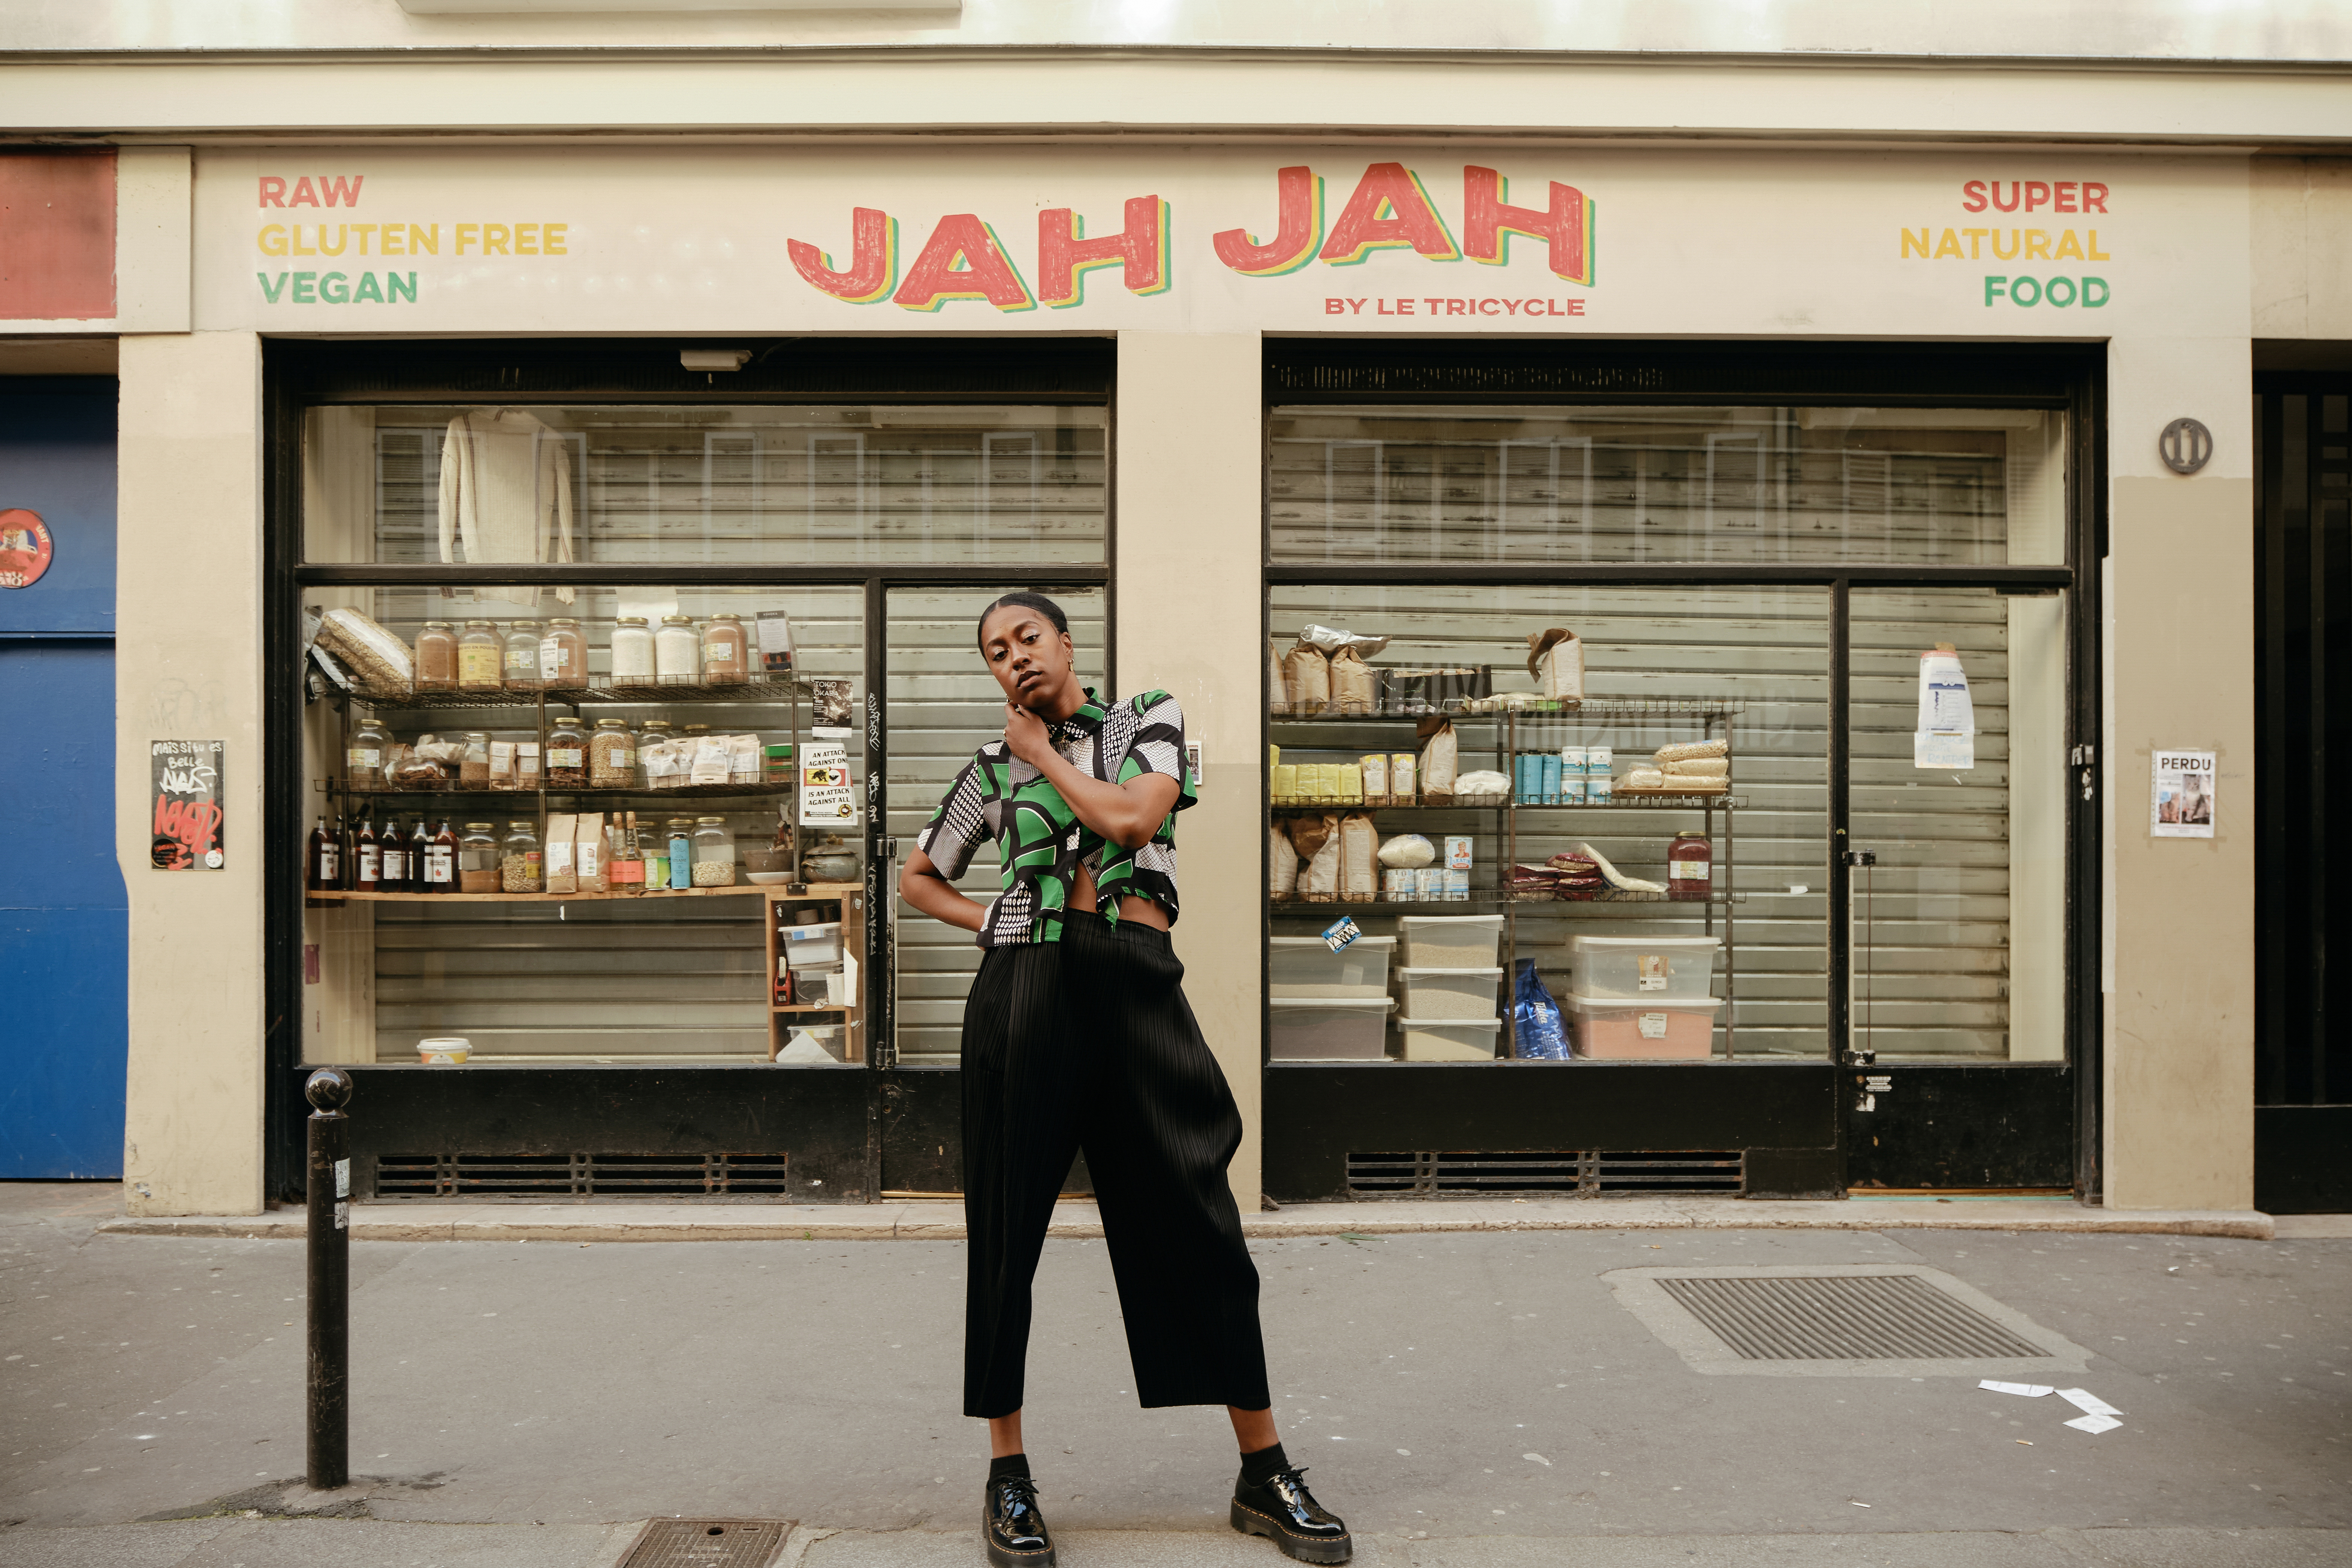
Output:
[375, 1152, 789, 1201]
[1657, 1273, 2047, 1361]
[1346, 1150, 1743, 1198]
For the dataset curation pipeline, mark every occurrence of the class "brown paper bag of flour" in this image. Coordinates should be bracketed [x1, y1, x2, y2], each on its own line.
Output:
[1417, 718, 1459, 804]
[1293, 813, 1341, 902]
[1328, 645, 1377, 715]
[1283, 640, 1331, 715]
[1526, 628, 1585, 703]
[1269, 818, 1301, 899]
[1339, 813, 1379, 903]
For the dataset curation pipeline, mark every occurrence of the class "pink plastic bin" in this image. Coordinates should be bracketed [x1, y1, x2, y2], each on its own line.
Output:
[1563, 993, 1723, 1060]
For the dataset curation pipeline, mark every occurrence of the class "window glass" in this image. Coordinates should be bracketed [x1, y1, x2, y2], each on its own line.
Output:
[1269, 584, 1830, 1062]
[1849, 585, 2067, 1061]
[1268, 406, 2066, 565]
[887, 586, 1109, 1065]
[303, 404, 1107, 565]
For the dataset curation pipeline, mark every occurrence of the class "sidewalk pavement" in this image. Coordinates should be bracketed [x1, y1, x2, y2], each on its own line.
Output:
[95, 1194, 2288, 1244]
[5, 1184, 2347, 1567]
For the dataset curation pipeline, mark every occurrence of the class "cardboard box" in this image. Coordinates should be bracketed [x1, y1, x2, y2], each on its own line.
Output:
[574, 812, 609, 893]
[543, 813, 578, 894]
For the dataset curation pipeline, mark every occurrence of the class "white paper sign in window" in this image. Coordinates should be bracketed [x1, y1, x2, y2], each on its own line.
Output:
[2151, 749, 2215, 839]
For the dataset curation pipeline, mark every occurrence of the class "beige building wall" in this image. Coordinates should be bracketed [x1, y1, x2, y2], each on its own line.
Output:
[2101, 328, 2256, 1210]
[116, 330, 268, 1217]
[1115, 330, 1266, 1211]
[2251, 157, 2352, 341]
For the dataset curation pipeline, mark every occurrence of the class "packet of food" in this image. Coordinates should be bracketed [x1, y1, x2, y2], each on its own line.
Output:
[544, 813, 579, 894]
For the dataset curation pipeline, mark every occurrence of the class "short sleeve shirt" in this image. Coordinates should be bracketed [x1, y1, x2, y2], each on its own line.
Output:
[915, 688, 1196, 948]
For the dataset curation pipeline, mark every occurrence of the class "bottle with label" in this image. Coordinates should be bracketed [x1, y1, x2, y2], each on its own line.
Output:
[1667, 830, 1712, 903]
[337, 815, 358, 890]
[346, 716, 392, 788]
[355, 820, 381, 891]
[666, 816, 695, 890]
[458, 620, 502, 691]
[701, 613, 748, 685]
[540, 617, 588, 690]
[379, 818, 409, 891]
[306, 816, 340, 893]
[424, 820, 459, 893]
[409, 819, 433, 893]
[502, 619, 542, 689]
[611, 810, 646, 893]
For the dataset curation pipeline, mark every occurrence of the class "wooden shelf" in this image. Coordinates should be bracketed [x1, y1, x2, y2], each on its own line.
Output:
[312, 886, 766, 903]
[772, 1003, 852, 1014]
[350, 677, 813, 711]
[329, 782, 795, 801]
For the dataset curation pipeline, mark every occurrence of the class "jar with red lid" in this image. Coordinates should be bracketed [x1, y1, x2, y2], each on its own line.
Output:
[1667, 830, 1712, 903]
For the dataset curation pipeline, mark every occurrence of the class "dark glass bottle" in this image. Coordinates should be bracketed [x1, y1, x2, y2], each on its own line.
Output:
[425, 820, 459, 893]
[336, 815, 358, 890]
[379, 819, 408, 892]
[409, 819, 433, 894]
[355, 820, 381, 891]
[306, 816, 340, 893]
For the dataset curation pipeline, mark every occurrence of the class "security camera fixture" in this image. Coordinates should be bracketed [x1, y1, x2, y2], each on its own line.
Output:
[2159, 417, 2212, 475]
[680, 349, 753, 373]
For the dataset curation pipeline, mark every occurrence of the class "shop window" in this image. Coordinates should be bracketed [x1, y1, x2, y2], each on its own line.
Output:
[1269, 406, 2064, 565]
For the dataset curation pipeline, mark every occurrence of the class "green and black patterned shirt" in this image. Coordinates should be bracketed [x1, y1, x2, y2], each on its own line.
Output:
[916, 688, 1195, 948]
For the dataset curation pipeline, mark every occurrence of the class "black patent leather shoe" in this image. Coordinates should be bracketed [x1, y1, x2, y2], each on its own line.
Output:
[983, 1473, 1055, 1568]
[1231, 1465, 1352, 1564]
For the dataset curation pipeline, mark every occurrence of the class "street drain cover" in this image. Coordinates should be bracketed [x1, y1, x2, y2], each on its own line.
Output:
[618, 1519, 792, 1568]
[1603, 1263, 2092, 1378]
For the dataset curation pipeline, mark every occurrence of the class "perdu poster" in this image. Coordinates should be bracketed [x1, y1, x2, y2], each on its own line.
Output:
[152, 739, 226, 870]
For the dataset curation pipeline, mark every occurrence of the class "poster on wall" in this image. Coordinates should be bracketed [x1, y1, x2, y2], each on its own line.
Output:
[151, 740, 226, 870]
[2151, 749, 2216, 838]
[1913, 645, 1976, 769]
[799, 740, 858, 829]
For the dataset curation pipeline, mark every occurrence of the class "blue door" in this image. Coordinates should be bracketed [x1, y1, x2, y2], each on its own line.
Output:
[0, 378, 124, 1178]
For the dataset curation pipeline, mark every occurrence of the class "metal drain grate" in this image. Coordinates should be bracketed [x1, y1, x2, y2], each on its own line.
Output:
[375, 1152, 789, 1201]
[1657, 1273, 2048, 1361]
[1348, 1150, 1743, 1197]
[618, 1519, 790, 1568]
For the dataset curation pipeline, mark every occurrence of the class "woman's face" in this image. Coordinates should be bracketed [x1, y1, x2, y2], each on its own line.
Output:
[980, 605, 1075, 708]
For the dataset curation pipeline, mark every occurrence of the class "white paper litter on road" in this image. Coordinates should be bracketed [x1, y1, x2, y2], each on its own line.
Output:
[1980, 1381, 2055, 1397]
[2064, 1413, 2123, 1434]
[2056, 1388, 2121, 1417]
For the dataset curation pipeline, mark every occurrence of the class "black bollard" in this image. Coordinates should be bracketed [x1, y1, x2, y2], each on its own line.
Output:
[304, 1067, 354, 1490]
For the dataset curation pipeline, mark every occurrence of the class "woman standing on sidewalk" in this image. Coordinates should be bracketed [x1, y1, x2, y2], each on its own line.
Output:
[898, 592, 1352, 1568]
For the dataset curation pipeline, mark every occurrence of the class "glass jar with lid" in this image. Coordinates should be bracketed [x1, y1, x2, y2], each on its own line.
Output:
[459, 731, 493, 787]
[1667, 830, 1712, 903]
[458, 620, 502, 690]
[545, 713, 589, 788]
[701, 614, 748, 685]
[655, 616, 700, 685]
[691, 816, 737, 886]
[636, 718, 678, 789]
[539, 618, 588, 690]
[610, 616, 656, 686]
[590, 718, 639, 788]
[346, 715, 393, 789]
[501, 821, 543, 892]
[458, 821, 501, 892]
[414, 621, 459, 691]
[502, 619, 542, 689]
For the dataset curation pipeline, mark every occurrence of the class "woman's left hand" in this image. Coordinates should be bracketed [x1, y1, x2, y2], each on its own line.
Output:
[1004, 701, 1055, 767]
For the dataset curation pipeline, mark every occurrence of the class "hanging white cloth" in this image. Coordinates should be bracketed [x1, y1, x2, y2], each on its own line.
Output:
[438, 409, 576, 609]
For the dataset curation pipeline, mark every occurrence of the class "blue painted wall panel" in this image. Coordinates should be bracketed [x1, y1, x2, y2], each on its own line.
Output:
[0, 379, 116, 636]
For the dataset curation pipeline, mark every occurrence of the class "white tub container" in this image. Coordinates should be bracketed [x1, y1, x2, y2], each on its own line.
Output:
[1396, 914, 1504, 970]
[1269, 997, 1394, 1059]
[1270, 935, 1396, 998]
[1395, 966, 1503, 1021]
[1567, 934, 1720, 1000]
[1562, 994, 1723, 1059]
[417, 1036, 470, 1065]
[1396, 1015, 1500, 1061]
[783, 921, 844, 968]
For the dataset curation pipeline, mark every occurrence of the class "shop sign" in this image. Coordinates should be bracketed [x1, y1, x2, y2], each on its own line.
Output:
[151, 739, 225, 870]
[194, 147, 2231, 338]
[0, 508, 52, 588]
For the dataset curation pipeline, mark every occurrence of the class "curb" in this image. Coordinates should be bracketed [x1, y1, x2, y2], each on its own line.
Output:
[95, 1197, 2275, 1243]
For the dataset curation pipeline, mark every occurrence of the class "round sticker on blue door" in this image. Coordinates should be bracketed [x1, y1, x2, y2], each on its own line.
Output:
[0, 509, 52, 588]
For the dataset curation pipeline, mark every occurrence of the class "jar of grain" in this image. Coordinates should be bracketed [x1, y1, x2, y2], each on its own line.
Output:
[414, 622, 459, 691]
[458, 822, 501, 892]
[656, 616, 700, 684]
[701, 614, 748, 685]
[502, 620, 542, 688]
[545, 714, 589, 789]
[539, 618, 588, 690]
[458, 620, 502, 691]
[346, 716, 392, 789]
[609, 617, 656, 686]
[590, 718, 638, 789]
[501, 821, 542, 893]
[458, 732, 493, 787]
[691, 816, 737, 886]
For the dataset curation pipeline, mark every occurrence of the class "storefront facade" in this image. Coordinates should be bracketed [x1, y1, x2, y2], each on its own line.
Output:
[8, 6, 2344, 1216]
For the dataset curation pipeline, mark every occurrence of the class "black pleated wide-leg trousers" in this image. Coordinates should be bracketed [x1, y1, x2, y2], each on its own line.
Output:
[961, 913, 1271, 1419]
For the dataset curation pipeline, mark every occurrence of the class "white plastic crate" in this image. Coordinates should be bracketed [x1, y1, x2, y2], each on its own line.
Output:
[783, 921, 845, 968]
[1394, 966, 1503, 1021]
[1396, 1015, 1500, 1061]
[1566, 934, 1719, 1000]
[1396, 914, 1504, 969]
[1563, 993, 1723, 1059]
[1269, 997, 1394, 1059]
[1270, 935, 1396, 998]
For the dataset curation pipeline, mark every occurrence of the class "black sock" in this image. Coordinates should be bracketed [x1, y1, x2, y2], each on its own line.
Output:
[988, 1453, 1031, 1484]
[1239, 1441, 1290, 1487]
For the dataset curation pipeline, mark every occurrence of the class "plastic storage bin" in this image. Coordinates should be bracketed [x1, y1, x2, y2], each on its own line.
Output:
[1396, 914, 1505, 969]
[1567, 934, 1720, 1000]
[783, 922, 844, 968]
[1563, 994, 1723, 1059]
[1271, 935, 1397, 998]
[1395, 967, 1504, 1021]
[1396, 1016, 1500, 1061]
[1270, 997, 1395, 1059]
